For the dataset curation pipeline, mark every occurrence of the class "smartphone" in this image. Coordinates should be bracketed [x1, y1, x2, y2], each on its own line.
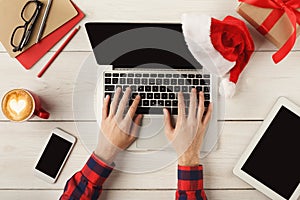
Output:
[33, 128, 76, 183]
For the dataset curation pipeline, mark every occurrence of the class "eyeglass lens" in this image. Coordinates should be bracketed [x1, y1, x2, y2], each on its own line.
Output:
[11, 27, 26, 48]
[22, 1, 39, 22]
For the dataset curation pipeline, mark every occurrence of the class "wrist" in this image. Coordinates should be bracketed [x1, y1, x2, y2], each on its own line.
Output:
[178, 154, 200, 167]
[94, 147, 119, 165]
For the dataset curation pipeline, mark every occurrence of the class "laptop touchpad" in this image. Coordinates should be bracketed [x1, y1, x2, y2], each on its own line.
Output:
[136, 116, 169, 149]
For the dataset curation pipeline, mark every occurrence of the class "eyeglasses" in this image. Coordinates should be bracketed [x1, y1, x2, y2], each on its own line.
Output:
[10, 0, 43, 52]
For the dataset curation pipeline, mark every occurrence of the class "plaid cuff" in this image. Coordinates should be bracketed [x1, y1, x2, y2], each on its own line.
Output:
[178, 165, 204, 191]
[81, 154, 114, 186]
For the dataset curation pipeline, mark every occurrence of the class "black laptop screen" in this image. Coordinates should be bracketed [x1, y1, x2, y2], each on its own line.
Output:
[85, 23, 202, 69]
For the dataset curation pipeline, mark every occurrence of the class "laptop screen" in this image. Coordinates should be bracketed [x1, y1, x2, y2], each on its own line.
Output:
[85, 23, 202, 69]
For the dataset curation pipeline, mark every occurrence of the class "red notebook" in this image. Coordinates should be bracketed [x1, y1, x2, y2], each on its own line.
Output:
[16, 2, 85, 70]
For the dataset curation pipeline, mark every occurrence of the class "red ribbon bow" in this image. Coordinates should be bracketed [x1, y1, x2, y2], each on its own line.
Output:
[239, 0, 300, 63]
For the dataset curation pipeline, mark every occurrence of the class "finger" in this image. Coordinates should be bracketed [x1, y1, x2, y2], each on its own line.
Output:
[177, 92, 186, 119]
[102, 95, 110, 120]
[188, 88, 197, 119]
[163, 108, 174, 134]
[130, 114, 143, 138]
[116, 87, 131, 119]
[203, 103, 213, 126]
[109, 87, 122, 116]
[197, 92, 205, 120]
[126, 95, 141, 120]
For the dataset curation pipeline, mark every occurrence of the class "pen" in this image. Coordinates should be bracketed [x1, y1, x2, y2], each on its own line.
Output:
[37, 26, 80, 78]
[36, 0, 53, 43]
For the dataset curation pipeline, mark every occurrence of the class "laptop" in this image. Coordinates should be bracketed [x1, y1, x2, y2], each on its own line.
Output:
[85, 23, 219, 154]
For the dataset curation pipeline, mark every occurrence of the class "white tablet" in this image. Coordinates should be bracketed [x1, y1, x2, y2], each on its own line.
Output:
[233, 97, 300, 200]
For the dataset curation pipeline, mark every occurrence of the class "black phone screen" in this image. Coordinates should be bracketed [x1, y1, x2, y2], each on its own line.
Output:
[35, 133, 73, 178]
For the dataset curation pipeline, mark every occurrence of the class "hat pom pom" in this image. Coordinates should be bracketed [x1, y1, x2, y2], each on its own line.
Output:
[219, 78, 236, 99]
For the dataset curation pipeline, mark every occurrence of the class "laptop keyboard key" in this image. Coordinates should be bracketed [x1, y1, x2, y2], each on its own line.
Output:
[147, 93, 153, 99]
[120, 78, 126, 84]
[193, 79, 199, 85]
[196, 86, 202, 92]
[152, 86, 159, 92]
[112, 78, 119, 84]
[138, 86, 144, 92]
[105, 78, 111, 84]
[134, 78, 140, 84]
[156, 79, 162, 85]
[174, 86, 180, 92]
[172, 100, 178, 107]
[143, 100, 149, 106]
[201, 79, 210, 85]
[127, 78, 133, 84]
[205, 94, 210, 100]
[204, 87, 210, 92]
[142, 79, 148, 84]
[160, 86, 166, 92]
[182, 86, 188, 92]
[132, 93, 138, 99]
[136, 107, 164, 115]
[169, 93, 176, 99]
[149, 79, 155, 84]
[161, 93, 168, 99]
[178, 79, 184, 85]
[145, 86, 151, 92]
[204, 101, 210, 107]
[140, 93, 146, 99]
[130, 85, 137, 92]
[150, 100, 157, 106]
[105, 85, 115, 91]
[165, 100, 171, 107]
[154, 93, 160, 99]
[158, 100, 164, 106]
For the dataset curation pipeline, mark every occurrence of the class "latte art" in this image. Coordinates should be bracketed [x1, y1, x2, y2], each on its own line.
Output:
[9, 99, 27, 114]
[1, 89, 34, 122]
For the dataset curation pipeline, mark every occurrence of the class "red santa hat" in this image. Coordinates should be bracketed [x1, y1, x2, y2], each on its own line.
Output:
[182, 14, 254, 98]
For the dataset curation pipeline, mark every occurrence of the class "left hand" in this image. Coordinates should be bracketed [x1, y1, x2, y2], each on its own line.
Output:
[95, 87, 143, 165]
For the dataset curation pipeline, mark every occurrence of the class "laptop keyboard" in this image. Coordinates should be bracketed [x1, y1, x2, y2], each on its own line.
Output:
[104, 72, 212, 115]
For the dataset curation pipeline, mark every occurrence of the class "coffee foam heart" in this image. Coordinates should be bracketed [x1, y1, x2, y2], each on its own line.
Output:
[9, 99, 27, 114]
[1, 89, 34, 122]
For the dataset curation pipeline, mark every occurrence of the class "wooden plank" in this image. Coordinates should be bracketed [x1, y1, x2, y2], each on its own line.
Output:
[0, 121, 263, 190]
[1, 52, 300, 120]
[0, 189, 270, 200]
[1, 0, 300, 52]
[0, 52, 90, 121]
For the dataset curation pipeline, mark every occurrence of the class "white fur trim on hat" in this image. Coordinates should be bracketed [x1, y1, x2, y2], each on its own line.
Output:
[182, 14, 235, 77]
[219, 78, 236, 99]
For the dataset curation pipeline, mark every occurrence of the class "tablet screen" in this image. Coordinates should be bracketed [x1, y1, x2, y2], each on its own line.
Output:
[241, 106, 300, 199]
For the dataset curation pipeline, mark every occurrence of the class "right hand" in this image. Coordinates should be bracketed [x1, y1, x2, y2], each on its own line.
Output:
[163, 89, 213, 166]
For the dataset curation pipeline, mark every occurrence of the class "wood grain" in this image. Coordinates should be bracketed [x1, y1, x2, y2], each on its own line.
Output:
[1, 52, 300, 120]
[0, 189, 270, 200]
[1, 0, 300, 199]
[0, 121, 261, 190]
[1, 0, 300, 52]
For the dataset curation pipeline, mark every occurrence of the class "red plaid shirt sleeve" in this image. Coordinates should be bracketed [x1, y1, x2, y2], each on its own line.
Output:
[176, 165, 207, 200]
[60, 153, 113, 200]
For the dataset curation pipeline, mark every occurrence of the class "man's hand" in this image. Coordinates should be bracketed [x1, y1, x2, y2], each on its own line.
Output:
[95, 87, 143, 165]
[163, 89, 213, 166]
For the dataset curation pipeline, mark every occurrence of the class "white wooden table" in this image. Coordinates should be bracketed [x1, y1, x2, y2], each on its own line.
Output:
[1, 0, 300, 199]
